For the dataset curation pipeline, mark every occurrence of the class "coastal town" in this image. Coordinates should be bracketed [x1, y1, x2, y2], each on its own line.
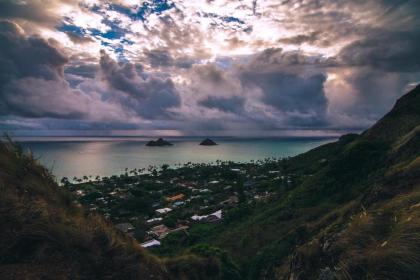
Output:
[64, 157, 300, 253]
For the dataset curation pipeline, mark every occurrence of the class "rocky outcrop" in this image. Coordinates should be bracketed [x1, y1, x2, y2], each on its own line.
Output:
[146, 138, 173, 146]
[199, 138, 217, 146]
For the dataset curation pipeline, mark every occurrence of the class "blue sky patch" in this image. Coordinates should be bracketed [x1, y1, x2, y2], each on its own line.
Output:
[109, 0, 175, 21]
[57, 23, 85, 36]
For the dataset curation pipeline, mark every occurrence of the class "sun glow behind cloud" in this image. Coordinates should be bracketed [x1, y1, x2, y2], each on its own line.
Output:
[0, 0, 419, 136]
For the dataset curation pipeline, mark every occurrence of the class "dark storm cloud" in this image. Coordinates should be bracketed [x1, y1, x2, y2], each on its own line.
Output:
[198, 96, 245, 114]
[65, 64, 98, 79]
[1, 78, 89, 119]
[339, 30, 420, 73]
[278, 31, 322, 45]
[236, 48, 329, 127]
[64, 64, 98, 88]
[341, 68, 418, 119]
[143, 49, 194, 69]
[241, 71, 328, 125]
[99, 50, 181, 119]
[0, 0, 58, 25]
[0, 20, 89, 119]
[0, 21, 67, 83]
[99, 50, 146, 97]
[64, 31, 95, 44]
[248, 48, 338, 69]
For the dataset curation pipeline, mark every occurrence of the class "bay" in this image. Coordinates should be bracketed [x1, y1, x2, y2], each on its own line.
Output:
[18, 137, 334, 179]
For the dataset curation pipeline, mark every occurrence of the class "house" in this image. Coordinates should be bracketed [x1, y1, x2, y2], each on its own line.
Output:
[75, 190, 85, 196]
[191, 214, 208, 221]
[155, 207, 172, 215]
[146, 217, 163, 224]
[191, 210, 222, 222]
[207, 211, 222, 222]
[254, 192, 272, 201]
[168, 225, 189, 235]
[166, 194, 185, 202]
[149, 224, 170, 239]
[172, 201, 185, 207]
[115, 222, 135, 233]
[141, 239, 161, 248]
[199, 188, 211, 193]
[209, 180, 220, 184]
[220, 195, 239, 206]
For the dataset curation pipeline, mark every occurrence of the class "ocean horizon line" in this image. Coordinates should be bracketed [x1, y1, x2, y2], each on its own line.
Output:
[11, 135, 340, 143]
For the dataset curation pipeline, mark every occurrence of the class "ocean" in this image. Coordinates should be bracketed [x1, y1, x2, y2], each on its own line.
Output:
[17, 137, 335, 179]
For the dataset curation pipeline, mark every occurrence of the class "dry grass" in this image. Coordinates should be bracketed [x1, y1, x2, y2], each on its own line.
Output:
[335, 189, 420, 280]
[0, 139, 220, 279]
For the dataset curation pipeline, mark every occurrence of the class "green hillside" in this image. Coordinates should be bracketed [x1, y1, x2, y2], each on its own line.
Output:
[200, 85, 420, 279]
[0, 85, 419, 279]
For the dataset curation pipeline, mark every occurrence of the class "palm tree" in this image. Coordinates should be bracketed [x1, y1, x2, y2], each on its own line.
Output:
[60, 177, 69, 186]
[161, 164, 169, 172]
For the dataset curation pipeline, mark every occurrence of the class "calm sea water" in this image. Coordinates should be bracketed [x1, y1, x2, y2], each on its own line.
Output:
[17, 137, 334, 179]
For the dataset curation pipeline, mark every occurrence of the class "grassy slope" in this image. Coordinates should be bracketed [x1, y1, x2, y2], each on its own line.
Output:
[201, 85, 420, 279]
[0, 140, 168, 279]
[0, 140, 222, 280]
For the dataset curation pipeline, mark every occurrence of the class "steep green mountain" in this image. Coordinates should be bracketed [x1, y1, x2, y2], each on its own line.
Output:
[0, 85, 419, 279]
[199, 84, 420, 279]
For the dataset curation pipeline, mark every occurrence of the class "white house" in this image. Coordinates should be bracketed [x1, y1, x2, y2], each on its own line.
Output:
[141, 239, 161, 248]
[191, 210, 222, 222]
[155, 207, 172, 215]
[146, 217, 163, 223]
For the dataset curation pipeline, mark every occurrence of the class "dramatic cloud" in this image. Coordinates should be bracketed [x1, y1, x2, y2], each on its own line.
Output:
[278, 31, 324, 46]
[198, 96, 245, 114]
[99, 50, 181, 119]
[339, 31, 420, 72]
[0, 0, 61, 25]
[0, 20, 87, 119]
[237, 48, 329, 127]
[242, 72, 328, 126]
[0, 0, 419, 135]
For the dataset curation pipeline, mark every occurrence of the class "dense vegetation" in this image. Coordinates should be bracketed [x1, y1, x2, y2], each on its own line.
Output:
[0, 84, 419, 279]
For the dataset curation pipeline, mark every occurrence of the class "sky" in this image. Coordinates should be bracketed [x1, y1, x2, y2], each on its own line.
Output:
[0, 0, 419, 137]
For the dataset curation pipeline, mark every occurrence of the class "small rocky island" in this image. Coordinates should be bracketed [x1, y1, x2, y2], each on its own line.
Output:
[146, 138, 173, 147]
[199, 138, 218, 146]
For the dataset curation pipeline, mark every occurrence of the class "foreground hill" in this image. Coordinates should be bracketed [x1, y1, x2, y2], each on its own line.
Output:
[0, 85, 419, 279]
[0, 140, 222, 279]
